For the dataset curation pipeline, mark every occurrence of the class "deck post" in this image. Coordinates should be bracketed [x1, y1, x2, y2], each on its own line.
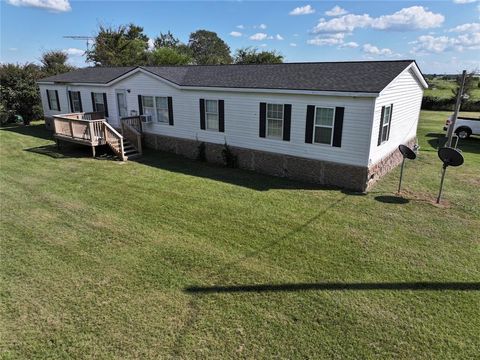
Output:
[91, 145, 96, 158]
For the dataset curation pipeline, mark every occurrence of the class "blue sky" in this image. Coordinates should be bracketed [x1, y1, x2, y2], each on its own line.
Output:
[1, 0, 479, 73]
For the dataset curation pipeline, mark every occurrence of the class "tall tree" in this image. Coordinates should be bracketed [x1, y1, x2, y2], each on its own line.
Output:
[86, 24, 149, 66]
[153, 31, 180, 49]
[147, 47, 192, 66]
[233, 47, 284, 65]
[40, 50, 75, 76]
[188, 30, 232, 65]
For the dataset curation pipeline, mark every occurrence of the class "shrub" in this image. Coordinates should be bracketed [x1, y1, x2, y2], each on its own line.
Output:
[222, 142, 238, 168]
[421, 96, 480, 112]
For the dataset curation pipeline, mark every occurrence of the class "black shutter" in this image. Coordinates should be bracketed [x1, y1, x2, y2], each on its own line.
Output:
[305, 105, 315, 143]
[259, 102, 266, 138]
[199, 99, 205, 130]
[168, 96, 174, 125]
[332, 107, 344, 147]
[91, 92, 96, 112]
[47, 90, 52, 110]
[219, 100, 225, 132]
[103, 93, 109, 117]
[138, 95, 143, 115]
[386, 104, 393, 141]
[55, 90, 60, 111]
[377, 106, 385, 146]
[68, 91, 74, 112]
[283, 104, 291, 141]
[77, 92, 83, 112]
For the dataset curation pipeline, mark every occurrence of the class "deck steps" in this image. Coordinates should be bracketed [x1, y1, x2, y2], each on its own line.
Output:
[123, 140, 141, 160]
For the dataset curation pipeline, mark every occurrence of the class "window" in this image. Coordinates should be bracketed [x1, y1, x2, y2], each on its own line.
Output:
[205, 100, 219, 130]
[47, 90, 59, 111]
[266, 103, 283, 139]
[70, 91, 82, 112]
[379, 105, 392, 144]
[142, 96, 169, 123]
[155, 97, 169, 123]
[92, 93, 106, 115]
[314, 107, 335, 145]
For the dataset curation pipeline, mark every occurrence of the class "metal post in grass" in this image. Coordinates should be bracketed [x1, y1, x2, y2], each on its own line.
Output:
[397, 145, 416, 194]
[436, 147, 464, 204]
[446, 70, 467, 148]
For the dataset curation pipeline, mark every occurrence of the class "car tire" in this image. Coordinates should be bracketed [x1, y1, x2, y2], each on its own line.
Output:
[456, 127, 472, 139]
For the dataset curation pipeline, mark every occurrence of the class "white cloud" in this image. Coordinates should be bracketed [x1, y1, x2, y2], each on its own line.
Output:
[260, 43, 268, 47]
[307, 33, 346, 46]
[363, 43, 393, 55]
[254, 23, 267, 29]
[236, 25, 245, 29]
[449, 22, 480, 32]
[339, 42, 359, 48]
[453, 0, 478, 3]
[411, 32, 480, 53]
[325, 6, 348, 17]
[289, 43, 297, 47]
[64, 48, 84, 56]
[230, 31, 242, 37]
[289, 5, 315, 16]
[8, 47, 18, 51]
[249, 33, 268, 41]
[275, 34, 284, 40]
[312, 6, 444, 34]
[7, 0, 71, 12]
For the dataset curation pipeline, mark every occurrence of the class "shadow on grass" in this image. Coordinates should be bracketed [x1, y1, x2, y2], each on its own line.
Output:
[185, 282, 480, 294]
[0, 122, 53, 141]
[374, 195, 409, 204]
[426, 132, 480, 155]
[136, 148, 337, 191]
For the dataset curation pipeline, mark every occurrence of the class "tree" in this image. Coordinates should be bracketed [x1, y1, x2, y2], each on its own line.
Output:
[40, 50, 75, 76]
[0, 63, 43, 122]
[233, 47, 283, 65]
[86, 24, 149, 66]
[147, 47, 192, 66]
[188, 30, 232, 65]
[153, 31, 180, 49]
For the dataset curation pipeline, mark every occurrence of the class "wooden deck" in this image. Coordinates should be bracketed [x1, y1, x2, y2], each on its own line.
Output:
[52, 112, 143, 161]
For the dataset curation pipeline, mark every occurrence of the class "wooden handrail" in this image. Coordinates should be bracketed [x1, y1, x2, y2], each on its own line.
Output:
[121, 121, 142, 156]
[104, 121, 125, 161]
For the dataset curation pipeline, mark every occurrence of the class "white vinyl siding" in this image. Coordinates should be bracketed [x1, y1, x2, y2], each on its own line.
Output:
[205, 99, 219, 130]
[314, 107, 335, 145]
[39, 71, 378, 166]
[368, 67, 424, 165]
[266, 103, 283, 139]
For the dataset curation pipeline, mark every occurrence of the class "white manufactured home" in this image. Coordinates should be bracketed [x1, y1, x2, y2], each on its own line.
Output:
[37, 60, 427, 191]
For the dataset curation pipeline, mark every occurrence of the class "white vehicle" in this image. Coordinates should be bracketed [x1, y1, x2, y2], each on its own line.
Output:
[444, 115, 480, 139]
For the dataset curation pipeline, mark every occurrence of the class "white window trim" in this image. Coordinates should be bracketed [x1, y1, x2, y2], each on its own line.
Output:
[71, 91, 82, 112]
[47, 90, 59, 111]
[205, 99, 219, 131]
[141, 95, 169, 125]
[380, 105, 392, 145]
[313, 106, 336, 146]
[266, 103, 284, 140]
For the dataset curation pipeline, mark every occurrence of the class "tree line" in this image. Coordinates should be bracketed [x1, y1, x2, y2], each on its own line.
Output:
[86, 24, 283, 66]
[1, 24, 284, 123]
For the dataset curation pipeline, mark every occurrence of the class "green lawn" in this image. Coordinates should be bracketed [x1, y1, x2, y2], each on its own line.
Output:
[1, 111, 479, 359]
[425, 78, 480, 100]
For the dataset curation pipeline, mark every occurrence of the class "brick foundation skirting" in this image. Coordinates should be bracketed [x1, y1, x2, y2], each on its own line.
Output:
[366, 137, 417, 190]
[143, 132, 370, 191]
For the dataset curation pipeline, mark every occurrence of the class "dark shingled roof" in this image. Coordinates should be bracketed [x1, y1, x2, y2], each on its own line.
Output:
[38, 60, 419, 93]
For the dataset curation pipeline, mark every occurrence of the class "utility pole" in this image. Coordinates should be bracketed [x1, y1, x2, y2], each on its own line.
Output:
[446, 70, 467, 148]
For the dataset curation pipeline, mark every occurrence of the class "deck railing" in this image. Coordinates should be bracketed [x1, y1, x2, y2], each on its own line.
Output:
[120, 116, 143, 156]
[52, 112, 126, 161]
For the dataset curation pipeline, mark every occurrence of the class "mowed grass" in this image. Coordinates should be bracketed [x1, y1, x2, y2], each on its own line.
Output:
[1, 111, 479, 359]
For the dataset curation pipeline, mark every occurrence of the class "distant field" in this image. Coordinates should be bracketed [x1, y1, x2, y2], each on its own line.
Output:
[424, 78, 480, 100]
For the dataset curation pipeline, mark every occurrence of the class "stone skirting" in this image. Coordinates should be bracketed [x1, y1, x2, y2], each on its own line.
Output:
[366, 137, 417, 190]
[143, 132, 370, 191]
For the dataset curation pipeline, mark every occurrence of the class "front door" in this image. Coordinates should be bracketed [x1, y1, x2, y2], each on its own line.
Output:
[116, 90, 128, 119]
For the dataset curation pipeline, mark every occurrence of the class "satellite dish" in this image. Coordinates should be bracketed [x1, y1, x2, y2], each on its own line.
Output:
[438, 147, 464, 167]
[436, 147, 464, 204]
[396, 144, 417, 194]
[399, 144, 416, 160]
